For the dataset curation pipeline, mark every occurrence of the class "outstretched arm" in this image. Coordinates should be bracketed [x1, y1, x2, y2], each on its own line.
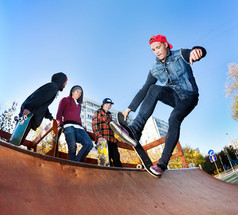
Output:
[128, 72, 157, 110]
[45, 108, 53, 120]
[123, 72, 157, 121]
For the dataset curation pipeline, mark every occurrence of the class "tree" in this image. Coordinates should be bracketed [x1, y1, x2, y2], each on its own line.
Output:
[28, 124, 68, 154]
[183, 147, 205, 167]
[0, 102, 18, 134]
[119, 148, 140, 164]
[169, 146, 205, 169]
[226, 62, 238, 120]
[202, 145, 238, 175]
[202, 155, 217, 175]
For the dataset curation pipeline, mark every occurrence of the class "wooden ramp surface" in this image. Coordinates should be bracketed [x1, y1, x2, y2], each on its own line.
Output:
[0, 140, 238, 215]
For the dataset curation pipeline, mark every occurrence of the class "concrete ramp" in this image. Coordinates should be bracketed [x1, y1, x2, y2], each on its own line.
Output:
[0, 140, 238, 215]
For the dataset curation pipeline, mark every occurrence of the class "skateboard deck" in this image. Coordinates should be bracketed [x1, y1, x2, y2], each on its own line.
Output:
[9, 113, 33, 146]
[97, 138, 110, 167]
[133, 143, 159, 177]
[110, 121, 158, 177]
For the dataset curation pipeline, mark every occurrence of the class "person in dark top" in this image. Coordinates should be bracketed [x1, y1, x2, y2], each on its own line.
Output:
[56, 85, 93, 162]
[92, 98, 123, 167]
[111, 35, 207, 176]
[17, 72, 67, 145]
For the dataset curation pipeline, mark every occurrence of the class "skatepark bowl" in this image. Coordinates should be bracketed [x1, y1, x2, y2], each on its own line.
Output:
[1, 124, 238, 215]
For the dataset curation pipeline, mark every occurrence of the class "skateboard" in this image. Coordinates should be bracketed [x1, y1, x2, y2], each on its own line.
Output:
[9, 113, 33, 146]
[97, 138, 110, 167]
[110, 121, 159, 177]
[114, 133, 123, 142]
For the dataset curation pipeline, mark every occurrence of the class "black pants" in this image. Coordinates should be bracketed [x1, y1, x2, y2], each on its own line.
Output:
[131, 85, 198, 168]
[108, 141, 123, 167]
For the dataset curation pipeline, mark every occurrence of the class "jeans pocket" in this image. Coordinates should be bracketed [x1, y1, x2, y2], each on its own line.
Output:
[64, 126, 74, 135]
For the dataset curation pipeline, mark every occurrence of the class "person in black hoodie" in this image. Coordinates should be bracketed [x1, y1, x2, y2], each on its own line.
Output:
[17, 72, 67, 145]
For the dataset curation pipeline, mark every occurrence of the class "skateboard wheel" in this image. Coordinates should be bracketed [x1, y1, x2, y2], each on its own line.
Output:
[52, 133, 56, 137]
[23, 115, 27, 121]
[136, 164, 142, 169]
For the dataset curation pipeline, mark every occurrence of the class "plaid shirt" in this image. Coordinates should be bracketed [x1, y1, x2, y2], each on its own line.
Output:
[92, 108, 118, 143]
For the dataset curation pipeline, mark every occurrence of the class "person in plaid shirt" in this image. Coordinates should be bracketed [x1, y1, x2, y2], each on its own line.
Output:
[92, 98, 122, 167]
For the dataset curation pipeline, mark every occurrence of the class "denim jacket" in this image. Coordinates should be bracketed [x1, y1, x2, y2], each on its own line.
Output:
[128, 47, 206, 112]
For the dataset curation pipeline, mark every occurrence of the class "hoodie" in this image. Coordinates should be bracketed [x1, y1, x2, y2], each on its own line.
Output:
[19, 72, 67, 130]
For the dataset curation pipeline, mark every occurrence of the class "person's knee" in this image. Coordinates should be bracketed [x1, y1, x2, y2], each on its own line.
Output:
[148, 85, 159, 94]
[89, 141, 93, 150]
[168, 113, 182, 127]
[68, 143, 76, 153]
[86, 140, 93, 151]
[148, 85, 164, 100]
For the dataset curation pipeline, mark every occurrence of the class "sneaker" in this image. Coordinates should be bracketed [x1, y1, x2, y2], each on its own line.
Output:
[150, 165, 165, 176]
[116, 112, 141, 142]
[109, 121, 138, 147]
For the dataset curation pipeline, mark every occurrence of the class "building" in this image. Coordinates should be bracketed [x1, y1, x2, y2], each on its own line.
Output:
[80, 97, 134, 133]
[140, 116, 168, 146]
[230, 139, 238, 150]
[140, 116, 169, 163]
[81, 97, 168, 151]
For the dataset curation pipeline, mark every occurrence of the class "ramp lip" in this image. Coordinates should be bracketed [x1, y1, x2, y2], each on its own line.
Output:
[169, 167, 200, 170]
[0, 139, 201, 173]
[0, 139, 140, 171]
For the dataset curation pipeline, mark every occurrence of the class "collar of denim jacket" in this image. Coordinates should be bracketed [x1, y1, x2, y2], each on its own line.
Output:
[155, 50, 172, 63]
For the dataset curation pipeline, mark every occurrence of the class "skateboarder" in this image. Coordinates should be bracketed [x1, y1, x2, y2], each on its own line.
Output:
[112, 35, 206, 176]
[56, 85, 93, 162]
[92, 98, 122, 167]
[15, 72, 68, 146]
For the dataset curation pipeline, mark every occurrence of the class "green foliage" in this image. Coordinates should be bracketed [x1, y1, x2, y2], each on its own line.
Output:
[169, 147, 205, 169]
[202, 145, 238, 175]
[183, 147, 205, 167]
[169, 157, 182, 169]
[119, 148, 140, 164]
[26, 124, 53, 154]
[147, 145, 164, 163]
[0, 102, 18, 133]
[202, 156, 216, 175]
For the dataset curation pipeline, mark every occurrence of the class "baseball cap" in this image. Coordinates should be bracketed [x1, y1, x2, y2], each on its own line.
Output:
[102, 98, 114, 104]
[149, 35, 173, 49]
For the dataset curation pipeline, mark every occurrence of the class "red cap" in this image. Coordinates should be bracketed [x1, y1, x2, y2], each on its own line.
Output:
[65, 77, 68, 82]
[149, 35, 173, 49]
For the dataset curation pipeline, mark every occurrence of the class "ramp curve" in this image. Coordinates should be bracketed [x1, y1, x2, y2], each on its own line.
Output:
[0, 140, 238, 215]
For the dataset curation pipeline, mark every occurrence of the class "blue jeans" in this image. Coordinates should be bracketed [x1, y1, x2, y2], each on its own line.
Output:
[130, 85, 198, 169]
[64, 126, 93, 162]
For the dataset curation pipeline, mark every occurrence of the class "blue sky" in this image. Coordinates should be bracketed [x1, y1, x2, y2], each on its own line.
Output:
[0, 0, 238, 155]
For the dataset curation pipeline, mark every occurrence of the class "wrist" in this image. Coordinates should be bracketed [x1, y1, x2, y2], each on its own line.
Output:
[126, 108, 131, 113]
